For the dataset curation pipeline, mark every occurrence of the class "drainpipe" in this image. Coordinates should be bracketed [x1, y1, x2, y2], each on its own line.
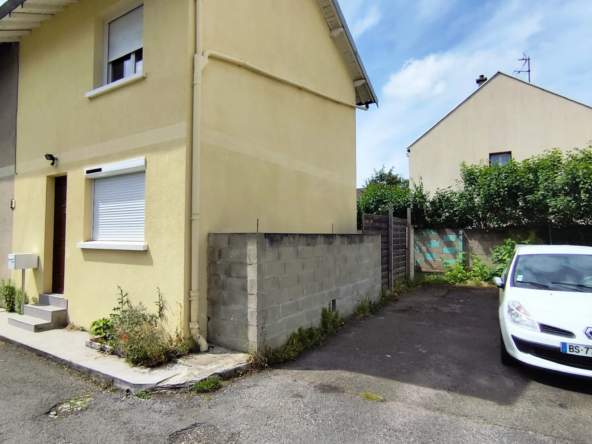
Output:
[190, 0, 208, 352]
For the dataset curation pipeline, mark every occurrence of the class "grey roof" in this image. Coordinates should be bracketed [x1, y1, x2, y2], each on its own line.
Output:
[406, 72, 592, 151]
[316, 0, 378, 106]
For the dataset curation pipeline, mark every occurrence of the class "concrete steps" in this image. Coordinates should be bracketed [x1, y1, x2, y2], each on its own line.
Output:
[7, 294, 68, 333]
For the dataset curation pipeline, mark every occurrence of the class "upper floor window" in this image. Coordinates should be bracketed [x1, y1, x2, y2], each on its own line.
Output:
[490, 152, 511, 166]
[107, 5, 143, 84]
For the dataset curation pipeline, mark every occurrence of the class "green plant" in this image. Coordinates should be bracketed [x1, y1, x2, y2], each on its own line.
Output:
[93, 287, 191, 368]
[193, 376, 222, 393]
[0, 279, 16, 312]
[353, 296, 380, 319]
[468, 256, 495, 283]
[135, 392, 151, 400]
[444, 253, 470, 284]
[15, 288, 29, 315]
[360, 392, 384, 402]
[90, 318, 115, 340]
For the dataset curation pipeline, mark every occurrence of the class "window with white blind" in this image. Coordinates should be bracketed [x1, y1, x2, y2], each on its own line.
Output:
[92, 172, 146, 242]
[106, 5, 143, 84]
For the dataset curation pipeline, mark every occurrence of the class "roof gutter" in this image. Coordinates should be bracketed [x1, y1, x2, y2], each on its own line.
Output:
[0, 0, 26, 20]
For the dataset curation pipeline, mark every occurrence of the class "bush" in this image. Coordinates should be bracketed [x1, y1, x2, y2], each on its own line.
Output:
[0, 279, 16, 312]
[91, 287, 191, 368]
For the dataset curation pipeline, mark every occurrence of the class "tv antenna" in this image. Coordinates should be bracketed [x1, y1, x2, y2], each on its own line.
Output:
[514, 53, 531, 83]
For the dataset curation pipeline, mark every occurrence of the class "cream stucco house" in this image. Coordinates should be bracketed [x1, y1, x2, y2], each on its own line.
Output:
[408, 72, 592, 194]
[0, 0, 376, 347]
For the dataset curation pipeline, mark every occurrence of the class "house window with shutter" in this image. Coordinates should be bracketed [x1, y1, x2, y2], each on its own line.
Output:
[106, 5, 143, 84]
[92, 172, 146, 242]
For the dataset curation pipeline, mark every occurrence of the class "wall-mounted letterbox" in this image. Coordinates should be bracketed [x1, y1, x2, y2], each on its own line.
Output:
[7, 254, 38, 270]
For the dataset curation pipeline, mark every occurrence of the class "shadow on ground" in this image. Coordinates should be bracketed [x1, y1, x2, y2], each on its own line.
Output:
[286, 286, 592, 406]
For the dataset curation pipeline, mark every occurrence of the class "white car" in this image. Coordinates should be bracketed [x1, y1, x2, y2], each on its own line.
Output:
[496, 245, 592, 377]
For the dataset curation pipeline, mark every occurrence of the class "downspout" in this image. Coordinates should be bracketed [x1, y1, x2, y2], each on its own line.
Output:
[190, 0, 208, 352]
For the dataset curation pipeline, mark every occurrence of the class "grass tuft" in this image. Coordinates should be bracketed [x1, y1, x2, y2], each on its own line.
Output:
[193, 376, 222, 393]
[135, 391, 151, 400]
[360, 392, 384, 402]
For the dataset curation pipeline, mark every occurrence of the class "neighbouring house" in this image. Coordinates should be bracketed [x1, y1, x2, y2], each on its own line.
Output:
[0, 0, 378, 348]
[408, 72, 592, 194]
[0, 42, 18, 284]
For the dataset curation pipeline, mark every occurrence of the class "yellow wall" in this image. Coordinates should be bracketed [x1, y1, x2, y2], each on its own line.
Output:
[409, 74, 592, 194]
[12, 0, 193, 329]
[197, 0, 358, 335]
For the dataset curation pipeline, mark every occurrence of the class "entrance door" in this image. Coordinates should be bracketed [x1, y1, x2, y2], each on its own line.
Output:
[52, 176, 67, 294]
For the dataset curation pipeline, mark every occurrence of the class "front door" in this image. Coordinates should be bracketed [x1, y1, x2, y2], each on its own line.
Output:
[52, 176, 67, 294]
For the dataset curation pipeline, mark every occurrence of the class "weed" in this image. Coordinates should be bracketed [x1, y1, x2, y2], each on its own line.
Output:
[360, 392, 384, 402]
[249, 307, 343, 369]
[136, 392, 151, 400]
[353, 296, 380, 319]
[0, 279, 16, 312]
[14, 288, 29, 315]
[235, 370, 243, 377]
[193, 376, 222, 393]
[49, 395, 92, 418]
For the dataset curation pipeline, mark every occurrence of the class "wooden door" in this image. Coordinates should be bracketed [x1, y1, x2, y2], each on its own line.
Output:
[52, 176, 67, 294]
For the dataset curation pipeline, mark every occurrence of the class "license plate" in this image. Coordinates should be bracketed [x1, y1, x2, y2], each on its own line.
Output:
[561, 343, 592, 357]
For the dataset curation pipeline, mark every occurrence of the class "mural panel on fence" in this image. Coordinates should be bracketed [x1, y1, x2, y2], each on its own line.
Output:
[414, 229, 463, 272]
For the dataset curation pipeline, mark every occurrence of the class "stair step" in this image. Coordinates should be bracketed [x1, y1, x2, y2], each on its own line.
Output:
[39, 294, 68, 309]
[24, 304, 67, 325]
[7, 315, 53, 333]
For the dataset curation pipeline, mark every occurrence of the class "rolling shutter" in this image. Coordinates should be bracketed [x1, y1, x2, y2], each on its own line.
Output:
[108, 5, 143, 62]
[92, 172, 146, 242]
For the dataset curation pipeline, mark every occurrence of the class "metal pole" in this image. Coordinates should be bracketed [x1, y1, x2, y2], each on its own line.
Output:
[21, 269, 25, 315]
[406, 208, 413, 279]
[388, 204, 393, 291]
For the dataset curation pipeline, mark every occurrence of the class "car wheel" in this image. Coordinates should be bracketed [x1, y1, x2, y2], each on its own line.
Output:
[500, 333, 516, 366]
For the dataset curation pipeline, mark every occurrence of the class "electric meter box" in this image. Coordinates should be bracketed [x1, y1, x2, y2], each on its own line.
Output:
[7, 254, 38, 270]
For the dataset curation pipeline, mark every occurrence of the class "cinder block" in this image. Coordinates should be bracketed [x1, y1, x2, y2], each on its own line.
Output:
[286, 259, 304, 275]
[346, 254, 357, 265]
[339, 285, 353, 297]
[285, 285, 304, 301]
[209, 234, 229, 248]
[262, 305, 280, 323]
[298, 270, 315, 285]
[262, 320, 286, 339]
[320, 277, 336, 291]
[314, 267, 330, 281]
[259, 247, 279, 263]
[229, 262, 248, 278]
[313, 245, 328, 256]
[335, 274, 348, 287]
[314, 291, 331, 306]
[263, 289, 285, 307]
[279, 300, 299, 318]
[259, 277, 280, 293]
[279, 274, 299, 289]
[262, 261, 286, 278]
[302, 281, 319, 296]
[221, 277, 248, 292]
[285, 312, 306, 331]
[298, 246, 315, 258]
[297, 295, 315, 311]
[302, 257, 321, 271]
[228, 234, 248, 248]
[279, 247, 298, 260]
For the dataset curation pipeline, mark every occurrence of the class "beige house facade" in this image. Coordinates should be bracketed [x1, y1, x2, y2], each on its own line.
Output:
[408, 72, 592, 194]
[0, 0, 376, 346]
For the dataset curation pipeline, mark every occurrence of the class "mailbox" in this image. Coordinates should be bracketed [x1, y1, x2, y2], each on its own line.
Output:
[7, 254, 38, 270]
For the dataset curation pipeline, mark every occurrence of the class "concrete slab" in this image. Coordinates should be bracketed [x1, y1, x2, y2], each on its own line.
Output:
[0, 310, 250, 393]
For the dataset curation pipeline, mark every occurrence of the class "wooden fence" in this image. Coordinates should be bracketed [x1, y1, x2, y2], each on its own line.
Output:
[362, 207, 411, 290]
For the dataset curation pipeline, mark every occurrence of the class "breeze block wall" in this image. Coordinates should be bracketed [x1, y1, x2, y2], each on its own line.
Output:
[208, 233, 382, 352]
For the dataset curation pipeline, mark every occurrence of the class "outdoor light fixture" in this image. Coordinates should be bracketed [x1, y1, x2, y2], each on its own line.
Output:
[45, 154, 58, 167]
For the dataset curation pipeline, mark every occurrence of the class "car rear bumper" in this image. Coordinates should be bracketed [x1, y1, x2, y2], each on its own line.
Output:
[500, 312, 592, 377]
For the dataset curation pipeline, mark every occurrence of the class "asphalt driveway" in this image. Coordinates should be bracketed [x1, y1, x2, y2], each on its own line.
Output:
[1, 285, 591, 443]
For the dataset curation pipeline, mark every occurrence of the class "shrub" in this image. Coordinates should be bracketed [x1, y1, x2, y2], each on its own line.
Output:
[0, 279, 16, 312]
[444, 253, 470, 284]
[91, 287, 191, 368]
[468, 256, 495, 283]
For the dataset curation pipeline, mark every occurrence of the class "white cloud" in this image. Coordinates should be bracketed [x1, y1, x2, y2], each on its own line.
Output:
[354, 0, 592, 186]
[350, 5, 381, 38]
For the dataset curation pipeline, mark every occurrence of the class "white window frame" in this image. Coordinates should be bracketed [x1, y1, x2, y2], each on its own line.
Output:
[77, 158, 148, 251]
[102, 1, 144, 86]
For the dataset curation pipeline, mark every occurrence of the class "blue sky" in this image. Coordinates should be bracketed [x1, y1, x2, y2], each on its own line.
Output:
[340, 0, 592, 186]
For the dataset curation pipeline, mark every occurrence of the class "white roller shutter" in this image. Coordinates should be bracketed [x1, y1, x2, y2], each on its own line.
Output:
[92, 172, 146, 242]
[108, 5, 143, 62]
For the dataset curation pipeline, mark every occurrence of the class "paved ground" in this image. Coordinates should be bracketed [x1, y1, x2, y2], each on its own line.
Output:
[1, 286, 591, 443]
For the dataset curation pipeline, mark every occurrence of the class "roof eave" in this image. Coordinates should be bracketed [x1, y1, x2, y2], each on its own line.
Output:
[0, 0, 26, 20]
[317, 0, 378, 107]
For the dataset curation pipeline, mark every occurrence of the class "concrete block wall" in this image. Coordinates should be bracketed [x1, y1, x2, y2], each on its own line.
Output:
[208, 233, 382, 352]
[414, 229, 463, 272]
